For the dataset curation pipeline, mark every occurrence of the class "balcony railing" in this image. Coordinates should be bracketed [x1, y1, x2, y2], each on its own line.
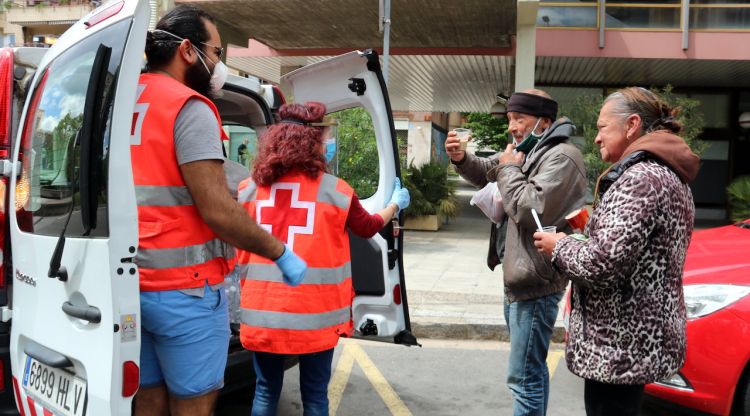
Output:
[537, 0, 750, 30]
[3, 0, 94, 26]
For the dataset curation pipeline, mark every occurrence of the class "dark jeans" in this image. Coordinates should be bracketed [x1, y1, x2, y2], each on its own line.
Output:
[251, 349, 335, 416]
[584, 379, 645, 416]
[504, 290, 564, 416]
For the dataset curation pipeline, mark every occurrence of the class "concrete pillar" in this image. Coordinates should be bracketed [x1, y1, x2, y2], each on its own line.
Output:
[447, 112, 462, 131]
[406, 112, 432, 168]
[515, 0, 539, 92]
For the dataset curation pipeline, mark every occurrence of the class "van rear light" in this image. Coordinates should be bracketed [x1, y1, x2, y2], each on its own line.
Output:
[122, 361, 139, 397]
[393, 284, 401, 305]
[84, 1, 124, 29]
[0, 48, 13, 151]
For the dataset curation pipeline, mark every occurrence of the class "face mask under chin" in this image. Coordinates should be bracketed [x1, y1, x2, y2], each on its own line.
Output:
[512, 118, 545, 154]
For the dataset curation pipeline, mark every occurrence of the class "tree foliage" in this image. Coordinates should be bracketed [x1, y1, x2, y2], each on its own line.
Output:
[461, 112, 508, 152]
[562, 85, 707, 196]
[335, 107, 380, 197]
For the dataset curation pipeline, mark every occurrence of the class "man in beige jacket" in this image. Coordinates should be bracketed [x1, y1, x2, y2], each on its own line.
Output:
[445, 89, 587, 415]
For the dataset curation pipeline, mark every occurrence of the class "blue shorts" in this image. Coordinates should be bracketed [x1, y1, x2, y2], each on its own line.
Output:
[140, 285, 230, 398]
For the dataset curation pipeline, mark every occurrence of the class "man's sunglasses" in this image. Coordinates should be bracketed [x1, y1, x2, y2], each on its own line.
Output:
[167, 40, 223, 60]
[200, 42, 224, 60]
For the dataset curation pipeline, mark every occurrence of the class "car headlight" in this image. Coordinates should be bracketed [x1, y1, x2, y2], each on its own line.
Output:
[684, 284, 750, 319]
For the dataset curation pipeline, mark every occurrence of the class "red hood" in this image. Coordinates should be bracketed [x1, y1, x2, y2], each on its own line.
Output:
[682, 219, 750, 285]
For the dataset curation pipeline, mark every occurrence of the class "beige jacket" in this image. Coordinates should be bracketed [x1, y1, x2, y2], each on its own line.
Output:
[454, 118, 587, 302]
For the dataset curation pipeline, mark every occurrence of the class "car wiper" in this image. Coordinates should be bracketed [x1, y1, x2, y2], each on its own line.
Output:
[48, 44, 111, 282]
[737, 222, 750, 229]
[79, 44, 111, 235]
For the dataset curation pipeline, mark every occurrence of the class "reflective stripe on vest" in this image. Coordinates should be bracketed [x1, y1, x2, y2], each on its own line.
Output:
[135, 185, 193, 206]
[238, 262, 351, 285]
[238, 181, 257, 204]
[137, 237, 235, 269]
[317, 173, 350, 209]
[241, 306, 350, 330]
[239, 174, 347, 208]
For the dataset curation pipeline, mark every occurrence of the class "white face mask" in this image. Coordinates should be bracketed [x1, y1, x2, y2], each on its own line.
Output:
[194, 48, 227, 94]
[151, 29, 227, 93]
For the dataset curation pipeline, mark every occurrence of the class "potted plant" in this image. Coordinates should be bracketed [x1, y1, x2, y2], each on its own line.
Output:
[402, 162, 458, 231]
[728, 175, 750, 222]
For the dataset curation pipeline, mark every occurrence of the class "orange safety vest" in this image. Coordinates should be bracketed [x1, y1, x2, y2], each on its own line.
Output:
[237, 172, 355, 354]
[131, 73, 233, 291]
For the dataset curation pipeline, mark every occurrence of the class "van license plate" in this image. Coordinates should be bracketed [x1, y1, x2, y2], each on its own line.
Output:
[22, 356, 87, 416]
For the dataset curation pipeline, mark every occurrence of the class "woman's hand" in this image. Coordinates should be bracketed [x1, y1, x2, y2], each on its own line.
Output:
[533, 231, 566, 257]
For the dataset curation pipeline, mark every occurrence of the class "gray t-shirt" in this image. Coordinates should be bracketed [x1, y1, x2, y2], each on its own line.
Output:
[174, 98, 225, 297]
[174, 98, 225, 164]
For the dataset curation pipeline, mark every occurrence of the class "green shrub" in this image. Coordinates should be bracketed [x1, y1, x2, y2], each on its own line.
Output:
[402, 163, 458, 219]
[727, 175, 750, 222]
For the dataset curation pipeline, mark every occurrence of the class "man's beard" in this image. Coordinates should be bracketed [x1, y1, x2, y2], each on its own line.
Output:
[184, 60, 212, 97]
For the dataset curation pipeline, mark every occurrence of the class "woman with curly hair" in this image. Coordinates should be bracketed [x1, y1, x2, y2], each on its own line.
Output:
[534, 87, 699, 416]
[235, 101, 409, 416]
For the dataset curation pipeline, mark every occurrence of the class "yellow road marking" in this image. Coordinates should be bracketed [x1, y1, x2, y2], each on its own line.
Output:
[547, 350, 565, 379]
[328, 342, 412, 416]
[328, 344, 355, 415]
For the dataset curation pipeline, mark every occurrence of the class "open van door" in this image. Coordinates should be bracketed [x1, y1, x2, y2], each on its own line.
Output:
[282, 50, 418, 347]
[8, 1, 149, 415]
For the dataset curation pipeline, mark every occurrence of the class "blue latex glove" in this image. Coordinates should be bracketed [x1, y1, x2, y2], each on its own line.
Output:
[274, 244, 307, 286]
[389, 178, 410, 214]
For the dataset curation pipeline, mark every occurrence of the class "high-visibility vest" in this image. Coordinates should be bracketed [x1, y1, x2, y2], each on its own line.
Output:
[237, 172, 355, 354]
[131, 73, 233, 291]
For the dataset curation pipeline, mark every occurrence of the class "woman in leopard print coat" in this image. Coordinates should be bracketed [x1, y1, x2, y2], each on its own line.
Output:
[534, 87, 700, 416]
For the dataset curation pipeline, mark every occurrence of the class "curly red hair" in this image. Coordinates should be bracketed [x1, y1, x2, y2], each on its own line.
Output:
[252, 102, 328, 186]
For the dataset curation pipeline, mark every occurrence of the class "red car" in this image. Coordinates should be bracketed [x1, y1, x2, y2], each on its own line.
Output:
[645, 218, 750, 416]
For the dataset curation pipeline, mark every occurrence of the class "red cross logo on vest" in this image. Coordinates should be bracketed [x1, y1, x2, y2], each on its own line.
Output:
[256, 183, 315, 249]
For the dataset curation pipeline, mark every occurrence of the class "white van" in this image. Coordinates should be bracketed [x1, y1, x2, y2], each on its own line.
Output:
[1, 1, 417, 415]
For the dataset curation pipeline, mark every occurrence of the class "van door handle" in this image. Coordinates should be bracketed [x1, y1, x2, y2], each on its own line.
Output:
[24, 339, 73, 368]
[62, 301, 101, 324]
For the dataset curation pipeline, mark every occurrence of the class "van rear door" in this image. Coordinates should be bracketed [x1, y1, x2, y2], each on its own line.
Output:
[8, 1, 149, 415]
[282, 50, 418, 346]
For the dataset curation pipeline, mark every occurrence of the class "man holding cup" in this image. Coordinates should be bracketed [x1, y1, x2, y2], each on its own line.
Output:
[445, 89, 587, 415]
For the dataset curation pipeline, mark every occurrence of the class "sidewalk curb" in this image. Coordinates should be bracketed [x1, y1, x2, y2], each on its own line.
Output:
[410, 320, 567, 343]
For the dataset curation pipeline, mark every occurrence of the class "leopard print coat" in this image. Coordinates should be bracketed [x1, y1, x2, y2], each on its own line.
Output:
[552, 157, 693, 384]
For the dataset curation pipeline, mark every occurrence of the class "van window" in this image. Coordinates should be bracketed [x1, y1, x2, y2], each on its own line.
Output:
[326, 107, 379, 199]
[224, 125, 258, 170]
[15, 19, 130, 237]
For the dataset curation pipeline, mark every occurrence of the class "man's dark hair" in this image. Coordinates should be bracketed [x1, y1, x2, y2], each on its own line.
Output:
[145, 4, 215, 71]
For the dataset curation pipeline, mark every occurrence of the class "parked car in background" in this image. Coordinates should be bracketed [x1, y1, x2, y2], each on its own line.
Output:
[645, 218, 750, 416]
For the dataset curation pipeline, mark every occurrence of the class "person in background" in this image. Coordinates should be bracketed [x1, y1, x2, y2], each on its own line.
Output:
[134, 6, 306, 415]
[445, 89, 587, 415]
[534, 87, 699, 416]
[235, 101, 409, 416]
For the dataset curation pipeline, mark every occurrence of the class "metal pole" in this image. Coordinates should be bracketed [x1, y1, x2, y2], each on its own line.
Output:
[681, 0, 690, 50]
[382, 0, 391, 85]
[599, 0, 606, 48]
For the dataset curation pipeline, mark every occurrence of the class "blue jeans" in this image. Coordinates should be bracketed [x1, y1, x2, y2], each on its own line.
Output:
[504, 290, 564, 416]
[252, 349, 335, 416]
